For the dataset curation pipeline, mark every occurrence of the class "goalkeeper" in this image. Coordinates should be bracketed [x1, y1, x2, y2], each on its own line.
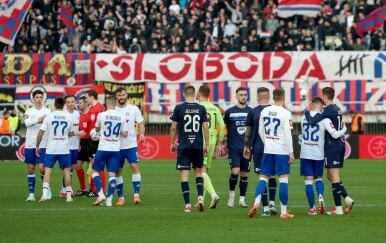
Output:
[196, 85, 225, 209]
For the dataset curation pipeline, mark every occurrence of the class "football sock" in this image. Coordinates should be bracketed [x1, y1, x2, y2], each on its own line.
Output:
[202, 173, 216, 197]
[229, 174, 238, 191]
[65, 186, 72, 199]
[268, 177, 277, 202]
[315, 179, 324, 198]
[305, 180, 314, 208]
[261, 187, 268, 207]
[339, 180, 349, 198]
[28, 174, 35, 193]
[40, 173, 44, 181]
[239, 176, 248, 197]
[76, 168, 86, 190]
[62, 176, 65, 190]
[332, 183, 342, 206]
[181, 181, 190, 205]
[43, 182, 49, 198]
[92, 172, 102, 195]
[196, 177, 204, 197]
[99, 171, 106, 193]
[132, 173, 141, 194]
[254, 177, 268, 204]
[108, 177, 116, 198]
[279, 177, 289, 214]
[116, 176, 124, 198]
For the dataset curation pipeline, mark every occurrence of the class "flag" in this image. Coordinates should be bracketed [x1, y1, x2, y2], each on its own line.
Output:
[277, 0, 322, 18]
[0, 0, 33, 45]
[356, 6, 386, 37]
[59, 1, 74, 33]
[15, 85, 64, 106]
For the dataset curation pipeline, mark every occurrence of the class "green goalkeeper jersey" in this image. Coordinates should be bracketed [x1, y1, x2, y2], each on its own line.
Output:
[200, 101, 225, 145]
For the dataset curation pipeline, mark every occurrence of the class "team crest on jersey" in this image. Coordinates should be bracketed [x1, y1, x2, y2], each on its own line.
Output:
[91, 114, 95, 121]
[237, 126, 246, 135]
[82, 122, 87, 128]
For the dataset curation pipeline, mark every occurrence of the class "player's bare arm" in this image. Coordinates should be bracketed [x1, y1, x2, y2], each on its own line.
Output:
[170, 121, 178, 153]
[243, 126, 252, 159]
[138, 121, 145, 142]
[203, 121, 209, 157]
[35, 129, 45, 156]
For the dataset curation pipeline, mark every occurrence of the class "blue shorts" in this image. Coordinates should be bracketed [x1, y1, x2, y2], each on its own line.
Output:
[119, 147, 139, 168]
[253, 151, 264, 174]
[25, 148, 46, 164]
[325, 145, 345, 168]
[92, 150, 119, 173]
[44, 153, 71, 170]
[176, 148, 203, 170]
[300, 158, 324, 177]
[70, 149, 79, 165]
[261, 153, 290, 176]
[228, 149, 251, 172]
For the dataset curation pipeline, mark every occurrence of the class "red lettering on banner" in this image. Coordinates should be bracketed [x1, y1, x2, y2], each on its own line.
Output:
[195, 53, 205, 80]
[111, 55, 133, 81]
[135, 54, 156, 81]
[262, 52, 291, 80]
[206, 53, 224, 80]
[160, 54, 191, 81]
[296, 53, 326, 80]
[228, 53, 258, 80]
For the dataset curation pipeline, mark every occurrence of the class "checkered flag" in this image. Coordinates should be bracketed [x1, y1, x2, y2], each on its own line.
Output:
[0, 0, 32, 45]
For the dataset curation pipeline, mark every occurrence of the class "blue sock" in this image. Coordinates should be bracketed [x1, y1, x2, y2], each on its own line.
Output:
[261, 187, 268, 207]
[279, 180, 289, 206]
[332, 183, 342, 206]
[255, 179, 267, 199]
[116, 176, 124, 198]
[239, 176, 248, 197]
[92, 173, 102, 193]
[315, 179, 324, 198]
[268, 177, 277, 202]
[305, 180, 314, 208]
[229, 174, 238, 191]
[340, 180, 348, 198]
[108, 177, 116, 198]
[181, 182, 190, 204]
[132, 174, 141, 194]
[28, 174, 35, 193]
[196, 177, 204, 197]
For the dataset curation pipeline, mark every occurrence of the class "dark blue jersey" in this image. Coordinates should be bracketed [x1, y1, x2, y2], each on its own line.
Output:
[246, 105, 271, 153]
[224, 105, 252, 150]
[305, 104, 344, 148]
[170, 102, 208, 150]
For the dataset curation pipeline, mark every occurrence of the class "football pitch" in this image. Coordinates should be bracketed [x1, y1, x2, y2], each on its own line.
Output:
[0, 159, 385, 242]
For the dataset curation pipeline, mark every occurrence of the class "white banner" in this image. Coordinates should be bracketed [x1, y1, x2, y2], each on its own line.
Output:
[95, 52, 386, 83]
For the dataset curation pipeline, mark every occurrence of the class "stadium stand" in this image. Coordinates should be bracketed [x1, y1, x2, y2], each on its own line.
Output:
[1, 0, 386, 53]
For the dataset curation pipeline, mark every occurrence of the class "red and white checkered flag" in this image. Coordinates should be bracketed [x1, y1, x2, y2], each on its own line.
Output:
[0, 0, 33, 45]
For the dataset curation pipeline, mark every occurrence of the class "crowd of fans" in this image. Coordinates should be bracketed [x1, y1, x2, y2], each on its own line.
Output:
[2, 0, 386, 54]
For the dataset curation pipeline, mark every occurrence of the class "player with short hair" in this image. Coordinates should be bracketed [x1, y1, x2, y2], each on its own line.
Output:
[243, 87, 278, 216]
[74, 96, 91, 196]
[301, 97, 347, 215]
[115, 87, 145, 206]
[24, 89, 51, 202]
[36, 97, 74, 202]
[304, 87, 354, 215]
[196, 85, 225, 209]
[59, 95, 84, 197]
[170, 85, 210, 212]
[91, 95, 128, 207]
[248, 88, 295, 219]
[84, 89, 106, 197]
[224, 87, 252, 208]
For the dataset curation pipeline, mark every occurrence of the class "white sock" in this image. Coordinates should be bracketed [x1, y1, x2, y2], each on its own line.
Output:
[269, 200, 275, 206]
[229, 191, 235, 197]
[98, 189, 104, 198]
[263, 206, 269, 212]
[65, 186, 72, 199]
[210, 192, 218, 198]
[43, 183, 49, 198]
[254, 195, 261, 205]
[281, 203, 287, 214]
[239, 196, 245, 202]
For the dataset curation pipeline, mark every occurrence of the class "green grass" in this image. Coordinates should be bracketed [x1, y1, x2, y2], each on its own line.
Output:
[0, 159, 385, 242]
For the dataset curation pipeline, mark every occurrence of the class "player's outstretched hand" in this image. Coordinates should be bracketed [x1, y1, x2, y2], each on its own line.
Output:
[243, 146, 251, 160]
[35, 148, 41, 157]
[203, 146, 209, 157]
[214, 144, 221, 158]
[289, 153, 295, 164]
[170, 144, 177, 154]
[78, 130, 86, 137]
